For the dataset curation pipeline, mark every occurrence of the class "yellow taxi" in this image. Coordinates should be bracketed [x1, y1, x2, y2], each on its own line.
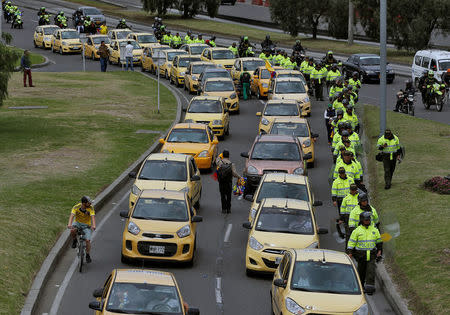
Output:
[184, 96, 230, 138]
[180, 43, 209, 57]
[271, 249, 368, 315]
[88, 269, 200, 315]
[200, 47, 236, 70]
[269, 117, 319, 167]
[51, 28, 82, 54]
[170, 55, 202, 87]
[245, 173, 322, 223]
[141, 45, 171, 73]
[159, 49, 188, 79]
[268, 77, 311, 117]
[84, 35, 110, 60]
[184, 61, 217, 94]
[230, 57, 266, 85]
[201, 78, 239, 113]
[108, 28, 132, 40]
[108, 39, 143, 65]
[120, 190, 202, 264]
[33, 25, 59, 49]
[127, 32, 158, 48]
[128, 153, 202, 210]
[271, 69, 308, 93]
[256, 99, 302, 134]
[243, 198, 328, 275]
[250, 66, 283, 99]
[159, 123, 219, 170]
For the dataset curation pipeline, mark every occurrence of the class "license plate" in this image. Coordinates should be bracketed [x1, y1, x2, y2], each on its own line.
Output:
[148, 245, 165, 254]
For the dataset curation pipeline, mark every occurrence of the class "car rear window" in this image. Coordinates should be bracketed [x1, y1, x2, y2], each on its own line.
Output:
[264, 103, 299, 116]
[270, 122, 309, 137]
[256, 182, 309, 202]
[139, 160, 187, 181]
[251, 142, 300, 161]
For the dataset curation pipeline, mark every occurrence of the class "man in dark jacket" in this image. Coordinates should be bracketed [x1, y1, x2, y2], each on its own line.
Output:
[21, 50, 34, 87]
[216, 150, 241, 213]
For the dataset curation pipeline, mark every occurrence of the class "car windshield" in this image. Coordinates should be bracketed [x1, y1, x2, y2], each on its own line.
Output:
[106, 282, 183, 314]
[188, 100, 222, 113]
[119, 41, 140, 49]
[256, 182, 309, 203]
[84, 8, 102, 15]
[61, 31, 79, 39]
[192, 64, 216, 74]
[167, 128, 209, 143]
[438, 60, 450, 71]
[260, 69, 271, 79]
[139, 160, 187, 181]
[168, 51, 186, 61]
[137, 34, 157, 43]
[179, 57, 201, 67]
[116, 30, 131, 39]
[43, 27, 58, 35]
[270, 122, 309, 137]
[242, 60, 266, 71]
[190, 45, 208, 55]
[278, 73, 306, 85]
[255, 207, 313, 234]
[203, 71, 231, 81]
[212, 50, 235, 59]
[251, 142, 300, 161]
[92, 37, 110, 44]
[291, 261, 361, 295]
[360, 57, 380, 65]
[205, 81, 234, 92]
[264, 104, 299, 116]
[275, 81, 306, 94]
[132, 198, 188, 221]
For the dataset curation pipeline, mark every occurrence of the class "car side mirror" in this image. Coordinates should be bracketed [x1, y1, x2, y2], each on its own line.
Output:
[187, 308, 200, 315]
[191, 215, 203, 223]
[313, 200, 323, 206]
[120, 211, 129, 218]
[191, 175, 201, 181]
[303, 152, 312, 160]
[256, 112, 262, 116]
[311, 133, 319, 138]
[92, 287, 103, 298]
[268, 89, 273, 94]
[88, 301, 103, 311]
[364, 284, 376, 294]
[159, 138, 165, 144]
[244, 195, 254, 202]
[224, 108, 229, 113]
[273, 278, 286, 288]
[242, 222, 252, 229]
[182, 107, 187, 112]
[128, 171, 136, 178]
[318, 227, 328, 234]
[240, 152, 249, 158]
[212, 139, 219, 145]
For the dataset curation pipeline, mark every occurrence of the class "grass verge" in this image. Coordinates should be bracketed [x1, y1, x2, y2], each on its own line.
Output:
[362, 105, 450, 314]
[0, 71, 177, 314]
[64, 0, 413, 64]
[12, 47, 45, 67]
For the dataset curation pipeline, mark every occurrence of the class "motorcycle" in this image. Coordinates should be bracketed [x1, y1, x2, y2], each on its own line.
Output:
[261, 43, 276, 55]
[56, 16, 68, 29]
[423, 83, 445, 112]
[11, 13, 23, 29]
[395, 90, 415, 116]
[39, 14, 51, 26]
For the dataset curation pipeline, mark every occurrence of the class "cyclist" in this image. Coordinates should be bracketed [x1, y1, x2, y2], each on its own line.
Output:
[67, 196, 96, 263]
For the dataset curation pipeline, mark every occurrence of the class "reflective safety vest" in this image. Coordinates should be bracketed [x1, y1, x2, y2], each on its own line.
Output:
[310, 67, 328, 84]
[327, 70, 341, 82]
[184, 35, 190, 44]
[329, 85, 343, 98]
[299, 60, 308, 71]
[331, 117, 346, 133]
[332, 100, 344, 111]
[259, 53, 271, 60]
[228, 46, 238, 56]
[343, 112, 359, 130]
[84, 19, 91, 27]
[347, 225, 382, 260]
[274, 54, 284, 65]
[333, 141, 356, 157]
[331, 176, 354, 199]
[349, 205, 379, 229]
[209, 40, 216, 47]
[302, 64, 314, 75]
[334, 160, 361, 180]
[283, 60, 297, 70]
[194, 38, 205, 44]
[340, 192, 359, 215]
[161, 34, 171, 45]
[377, 135, 400, 160]
[348, 78, 361, 89]
[171, 36, 182, 46]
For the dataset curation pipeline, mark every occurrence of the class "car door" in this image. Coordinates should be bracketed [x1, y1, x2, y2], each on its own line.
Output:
[273, 252, 291, 313]
[171, 56, 179, 79]
[413, 54, 423, 81]
[231, 59, 241, 82]
[55, 31, 62, 49]
[96, 274, 113, 315]
[207, 127, 217, 157]
[251, 68, 259, 92]
[85, 37, 91, 56]
[189, 158, 201, 204]
[201, 48, 209, 62]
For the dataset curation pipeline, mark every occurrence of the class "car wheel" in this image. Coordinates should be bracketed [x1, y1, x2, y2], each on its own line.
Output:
[121, 254, 131, 264]
[91, 52, 95, 60]
[186, 240, 196, 267]
[33, 40, 38, 48]
[165, 71, 169, 80]
[170, 76, 174, 85]
[59, 46, 63, 55]
[246, 268, 255, 277]
[117, 58, 120, 65]
[437, 99, 443, 112]
[257, 88, 261, 99]
[225, 124, 230, 136]
[307, 160, 315, 168]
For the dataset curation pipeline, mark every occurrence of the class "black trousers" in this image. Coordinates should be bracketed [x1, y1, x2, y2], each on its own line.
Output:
[219, 180, 232, 212]
[382, 154, 397, 185]
[314, 81, 324, 100]
[354, 251, 377, 286]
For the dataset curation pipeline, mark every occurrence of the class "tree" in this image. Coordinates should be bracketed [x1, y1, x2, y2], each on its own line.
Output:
[328, 0, 349, 39]
[269, 0, 331, 39]
[141, 0, 177, 16]
[204, 0, 221, 18]
[176, 0, 201, 18]
[0, 33, 21, 107]
[142, 0, 221, 18]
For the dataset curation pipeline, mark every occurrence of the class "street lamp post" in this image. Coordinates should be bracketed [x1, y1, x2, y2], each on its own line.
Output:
[348, 0, 354, 45]
[379, 0, 387, 134]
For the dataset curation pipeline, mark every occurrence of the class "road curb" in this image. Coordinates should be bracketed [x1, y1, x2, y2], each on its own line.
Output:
[20, 72, 183, 315]
[31, 55, 51, 69]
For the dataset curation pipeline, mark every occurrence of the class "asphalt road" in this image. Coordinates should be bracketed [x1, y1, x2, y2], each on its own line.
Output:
[5, 3, 447, 315]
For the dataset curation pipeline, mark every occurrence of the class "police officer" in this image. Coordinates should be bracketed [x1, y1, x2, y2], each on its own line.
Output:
[348, 193, 379, 232]
[347, 211, 382, 293]
[311, 62, 327, 101]
[340, 184, 359, 242]
[331, 167, 354, 214]
[292, 39, 304, 54]
[215, 150, 242, 213]
[228, 42, 238, 57]
[377, 129, 401, 189]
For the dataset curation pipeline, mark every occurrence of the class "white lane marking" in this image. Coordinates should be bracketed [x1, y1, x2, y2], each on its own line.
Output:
[31, 20, 38, 22]
[259, 100, 265, 105]
[223, 223, 232, 243]
[215, 277, 223, 305]
[48, 191, 129, 315]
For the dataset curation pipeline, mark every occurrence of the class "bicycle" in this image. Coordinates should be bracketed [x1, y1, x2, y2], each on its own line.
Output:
[73, 226, 87, 272]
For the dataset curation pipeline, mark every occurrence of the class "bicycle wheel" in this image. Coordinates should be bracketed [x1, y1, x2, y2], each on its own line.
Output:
[78, 240, 84, 273]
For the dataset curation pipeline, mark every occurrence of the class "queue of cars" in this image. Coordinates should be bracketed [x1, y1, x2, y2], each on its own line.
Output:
[31, 23, 370, 314]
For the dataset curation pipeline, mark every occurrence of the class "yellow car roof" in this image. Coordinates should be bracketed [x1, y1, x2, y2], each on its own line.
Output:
[40, 25, 58, 29]
[260, 198, 310, 211]
[114, 39, 137, 43]
[114, 269, 176, 285]
[87, 34, 109, 39]
[187, 43, 209, 47]
[238, 57, 264, 62]
[276, 70, 302, 75]
[292, 249, 353, 265]
[261, 173, 308, 185]
[272, 117, 308, 124]
[189, 61, 213, 66]
[164, 49, 184, 54]
[172, 122, 208, 130]
[208, 47, 230, 51]
[60, 28, 77, 32]
[139, 189, 186, 200]
[275, 77, 303, 83]
[111, 28, 131, 32]
[204, 77, 233, 83]
[266, 99, 298, 105]
[191, 95, 223, 101]
[145, 153, 189, 162]
[256, 66, 283, 71]
[129, 32, 154, 36]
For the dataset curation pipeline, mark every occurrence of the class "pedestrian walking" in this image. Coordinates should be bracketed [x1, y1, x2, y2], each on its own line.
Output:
[124, 41, 134, 71]
[216, 150, 242, 213]
[331, 167, 354, 214]
[21, 50, 34, 87]
[240, 71, 251, 100]
[347, 211, 382, 294]
[340, 184, 359, 243]
[377, 129, 401, 189]
[324, 103, 336, 144]
[98, 41, 110, 72]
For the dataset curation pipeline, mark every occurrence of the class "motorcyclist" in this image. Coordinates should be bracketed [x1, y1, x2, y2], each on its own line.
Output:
[261, 34, 274, 51]
[238, 36, 254, 57]
[83, 16, 95, 34]
[116, 18, 130, 29]
[394, 80, 415, 112]
[37, 6, 46, 17]
[39, 13, 50, 26]
[11, 9, 22, 29]
[441, 68, 450, 86]
[207, 35, 216, 47]
[292, 39, 304, 54]
[323, 50, 337, 69]
[228, 42, 238, 57]
[422, 70, 439, 104]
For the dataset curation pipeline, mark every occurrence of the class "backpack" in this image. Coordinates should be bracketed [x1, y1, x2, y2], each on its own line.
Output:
[217, 162, 233, 182]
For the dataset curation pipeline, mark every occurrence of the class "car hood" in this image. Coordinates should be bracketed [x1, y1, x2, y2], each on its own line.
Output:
[272, 94, 308, 101]
[134, 179, 188, 191]
[61, 39, 81, 44]
[361, 64, 392, 71]
[251, 230, 317, 249]
[248, 159, 303, 174]
[162, 142, 211, 155]
[204, 91, 234, 98]
[132, 218, 188, 234]
[185, 113, 223, 122]
[214, 59, 235, 66]
[286, 291, 365, 313]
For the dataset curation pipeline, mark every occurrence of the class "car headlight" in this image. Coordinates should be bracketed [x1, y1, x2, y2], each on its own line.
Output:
[302, 139, 311, 148]
[131, 184, 141, 196]
[184, 119, 194, 123]
[127, 221, 140, 235]
[198, 150, 209, 157]
[250, 208, 257, 219]
[177, 224, 191, 238]
[307, 241, 318, 248]
[247, 165, 258, 174]
[212, 120, 222, 125]
[293, 167, 304, 175]
[261, 83, 268, 88]
[192, 75, 198, 80]
[261, 117, 269, 125]
[62, 41, 68, 46]
[180, 71, 185, 75]
[353, 303, 369, 315]
[230, 93, 237, 99]
[249, 236, 263, 251]
[162, 149, 170, 153]
[285, 297, 305, 314]
[303, 97, 309, 103]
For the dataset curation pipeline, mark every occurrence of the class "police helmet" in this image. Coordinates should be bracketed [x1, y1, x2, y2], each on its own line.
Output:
[336, 109, 344, 116]
[358, 193, 369, 203]
[428, 70, 434, 77]
[360, 211, 372, 222]
[342, 99, 349, 105]
[341, 130, 350, 137]
[352, 71, 359, 78]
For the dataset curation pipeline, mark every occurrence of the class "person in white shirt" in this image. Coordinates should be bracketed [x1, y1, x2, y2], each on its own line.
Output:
[124, 41, 134, 71]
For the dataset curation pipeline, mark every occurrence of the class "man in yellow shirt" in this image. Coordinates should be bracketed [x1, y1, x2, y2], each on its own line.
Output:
[68, 196, 96, 263]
